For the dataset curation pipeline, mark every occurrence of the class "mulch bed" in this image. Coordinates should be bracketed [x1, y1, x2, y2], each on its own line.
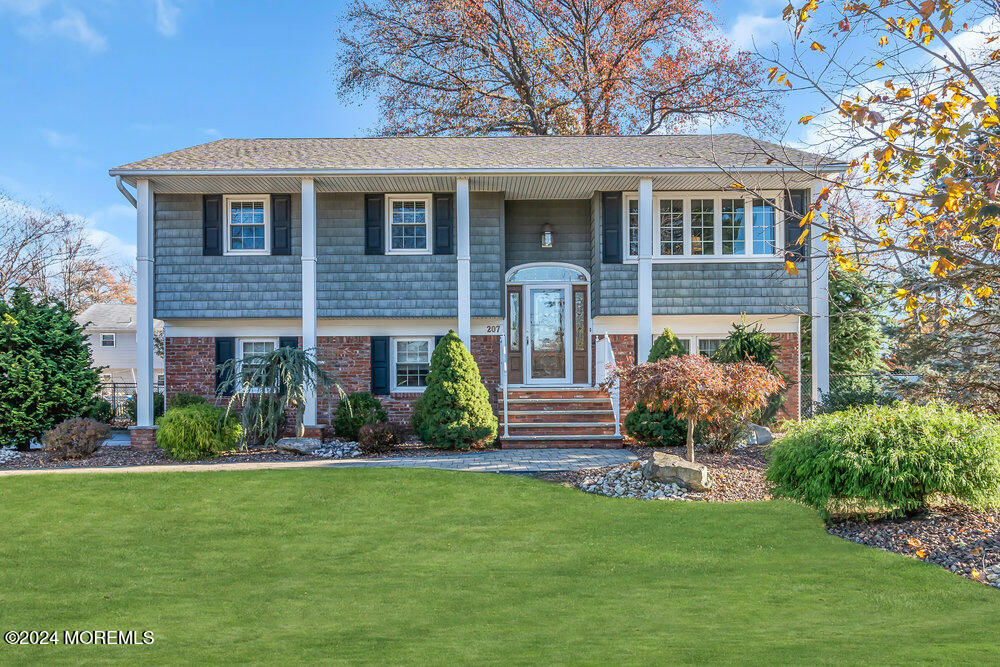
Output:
[536, 443, 772, 503]
[0, 439, 494, 470]
[828, 507, 1000, 589]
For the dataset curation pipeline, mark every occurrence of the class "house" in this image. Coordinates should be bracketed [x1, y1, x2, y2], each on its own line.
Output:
[109, 135, 840, 449]
[77, 303, 165, 387]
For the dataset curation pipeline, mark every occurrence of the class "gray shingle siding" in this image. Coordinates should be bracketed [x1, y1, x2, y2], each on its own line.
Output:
[316, 194, 455, 317]
[598, 264, 638, 315]
[505, 200, 592, 272]
[154, 194, 302, 319]
[471, 193, 503, 317]
[652, 263, 808, 315]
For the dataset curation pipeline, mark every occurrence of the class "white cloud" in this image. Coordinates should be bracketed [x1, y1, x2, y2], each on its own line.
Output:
[201, 127, 220, 138]
[41, 128, 80, 150]
[728, 13, 785, 50]
[50, 7, 106, 51]
[154, 0, 179, 36]
[0, 0, 50, 16]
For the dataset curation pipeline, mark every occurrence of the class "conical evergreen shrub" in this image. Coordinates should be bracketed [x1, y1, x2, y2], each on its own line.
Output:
[412, 331, 498, 449]
[623, 327, 686, 448]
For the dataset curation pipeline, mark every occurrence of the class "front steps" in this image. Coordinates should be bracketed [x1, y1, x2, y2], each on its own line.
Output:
[500, 387, 623, 449]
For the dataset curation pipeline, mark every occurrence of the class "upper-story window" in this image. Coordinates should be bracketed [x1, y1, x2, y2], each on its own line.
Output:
[387, 195, 432, 254]
[225, 195, 270, 255]
[626, 193, 784, 260]
[101, 333, 116, 347]
[658, 199, 684, 256]
[752, 199, 777, 255]
[721, 198, 745, 255]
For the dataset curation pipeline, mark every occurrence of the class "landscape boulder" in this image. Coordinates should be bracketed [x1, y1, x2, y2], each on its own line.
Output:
[276, 437, 323, 455]
[746, 424, 773, 446]
[642, 451, 713, 491]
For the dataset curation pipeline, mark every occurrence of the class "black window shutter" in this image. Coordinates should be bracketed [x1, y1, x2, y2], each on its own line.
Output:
[601, 192, 623, 264]
[784, 189, 809, 260]
[364, 194, 385, 255]
[278, 336, 298, 349]
[271, 194, 292, 256]
[435, 334, 444, 347]
[633, 334, 639, 365]
[203, 195, 223, 256]
[433, 194, 455, 255]
[371, 336, 390, 395]
[215, 337, 235, 396]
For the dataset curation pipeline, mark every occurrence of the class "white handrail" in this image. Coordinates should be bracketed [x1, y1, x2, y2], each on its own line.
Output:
[499, 333, 509, 438]
[600, 333, 621, 437]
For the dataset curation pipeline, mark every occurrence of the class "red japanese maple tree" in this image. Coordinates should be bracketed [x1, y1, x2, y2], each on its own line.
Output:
[335, 0, 777, 136]
[613, 354, 784, 462]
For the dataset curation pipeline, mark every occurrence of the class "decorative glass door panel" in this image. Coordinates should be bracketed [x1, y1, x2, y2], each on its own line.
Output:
[527, 287, 568, 381]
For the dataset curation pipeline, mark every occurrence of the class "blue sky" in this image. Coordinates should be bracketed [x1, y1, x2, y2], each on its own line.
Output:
[0, 0, 817, 265]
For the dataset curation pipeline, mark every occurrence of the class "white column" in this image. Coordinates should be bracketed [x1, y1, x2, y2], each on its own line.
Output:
[135, 179, 155, 427]
[637, 178, 654, 362]
[456, 178, 472, 348]
[301, 178, 318, 426]
[809, 180, 830, 402]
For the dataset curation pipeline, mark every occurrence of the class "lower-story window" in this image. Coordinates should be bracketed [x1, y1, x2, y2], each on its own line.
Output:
[697, 338, 724, 357]
[237, 338, 278, 391]
[392, 337, 432, 391]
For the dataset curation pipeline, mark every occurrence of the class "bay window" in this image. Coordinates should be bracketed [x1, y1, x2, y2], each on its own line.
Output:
[658, 199, 684, 256]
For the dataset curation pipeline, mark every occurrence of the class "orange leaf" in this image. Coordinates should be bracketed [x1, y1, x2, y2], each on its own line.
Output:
[811, 41, 825, 52]
[799, 115, 814, 124]
[906, 537, 922, 547]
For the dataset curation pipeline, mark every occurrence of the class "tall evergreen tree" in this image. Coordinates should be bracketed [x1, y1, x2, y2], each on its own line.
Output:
[0, 288, 101, 449]
[412, 331, 497, 449]
[801, 271, 888, 376]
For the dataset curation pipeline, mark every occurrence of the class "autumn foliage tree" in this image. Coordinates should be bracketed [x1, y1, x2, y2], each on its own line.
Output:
[335, 0, 777, 136]
[612, 355, 784, 462]
[752, 0, 999, 408]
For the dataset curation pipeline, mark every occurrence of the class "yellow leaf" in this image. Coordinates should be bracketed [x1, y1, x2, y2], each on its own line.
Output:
[878, 35, 889, 46]
[730, 181, 744, 189]
[983, 115, 999, 128]
[916, 549, 927, 558]
[875, 60, 885, 69]
[975, 285, 994, 298]
[799, 115, 814, 124]
[972, 569, 982, 579]
[811, 41, 825, 52]
[785, 260, 799, 276]
[987, 96, 998, 110]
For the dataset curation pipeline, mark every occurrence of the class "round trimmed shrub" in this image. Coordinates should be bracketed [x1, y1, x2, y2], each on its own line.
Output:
[155, 404, 243, 461]
[624, 327, 686, 447]
[334, 392, 387, 440]
[412, 331, 497, 449]
[767, 402, 1000, 516]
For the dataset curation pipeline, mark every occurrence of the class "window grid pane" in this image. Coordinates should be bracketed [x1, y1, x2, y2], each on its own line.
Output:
[395, 340, 430, 388]
[721, 199, 745, 255]
[753, 199, 776, 254]
[698, 338, 723, 357]
[391, 200, 428, 250]
[691, 199, 715, 255]
[658, 199, 683, 256]
[627, 199, 639, 256]
[230, 200, 266, 251]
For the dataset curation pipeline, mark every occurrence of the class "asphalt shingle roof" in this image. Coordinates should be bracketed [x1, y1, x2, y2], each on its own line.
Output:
[76, 303, 163, 331]
[111, 135, 838, 173]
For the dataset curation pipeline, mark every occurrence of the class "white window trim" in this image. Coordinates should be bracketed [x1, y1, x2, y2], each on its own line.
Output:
[100, 333, 116, 347]
[236, 337, 279, 393]
[670, 335, 727, 356]
[390, 336, 434, 393]
[224, 194, 271, 256]
[385, 194, 433, 255]
[623, 191, 785, 263]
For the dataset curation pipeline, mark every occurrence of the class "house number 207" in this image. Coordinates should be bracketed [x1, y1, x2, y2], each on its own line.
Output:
[485, 325, 501, 333]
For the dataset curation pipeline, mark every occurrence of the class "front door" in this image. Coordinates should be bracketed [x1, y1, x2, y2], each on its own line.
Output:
[525, 286, 571, 384]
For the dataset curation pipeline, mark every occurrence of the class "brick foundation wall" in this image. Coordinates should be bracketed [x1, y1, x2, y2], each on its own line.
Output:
[163, 335, 504, 432]
[129, 426, 158, 450]
[771, 332, 801, 421]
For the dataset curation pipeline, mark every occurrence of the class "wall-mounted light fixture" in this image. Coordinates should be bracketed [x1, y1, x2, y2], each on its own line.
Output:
[540, 222, 553, 248]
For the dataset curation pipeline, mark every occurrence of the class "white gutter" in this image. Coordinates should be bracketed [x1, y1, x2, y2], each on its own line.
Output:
[115, 176, 137, 207]
[109, 164, 849, 178]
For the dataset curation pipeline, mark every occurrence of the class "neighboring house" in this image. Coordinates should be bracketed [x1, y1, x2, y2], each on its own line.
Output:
[77, 303, 165, 387]
[110, 135, 840, 448]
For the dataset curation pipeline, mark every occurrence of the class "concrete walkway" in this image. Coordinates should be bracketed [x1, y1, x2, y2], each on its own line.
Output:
[0, 448, 636, 477]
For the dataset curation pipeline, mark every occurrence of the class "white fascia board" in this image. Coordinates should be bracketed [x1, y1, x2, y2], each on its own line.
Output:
[163, 317, 504, 338]
[109, 164, 849, 178]
[592, 314, 800, 336]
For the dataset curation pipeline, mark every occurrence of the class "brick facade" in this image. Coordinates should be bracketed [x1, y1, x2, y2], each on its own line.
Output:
[166, 334, 503, 432]
[771, 332, 801, 421]
[129, 426, 158, 450]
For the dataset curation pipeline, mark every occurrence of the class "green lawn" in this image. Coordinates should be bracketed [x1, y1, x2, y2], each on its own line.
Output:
[1, 469, 997, 664]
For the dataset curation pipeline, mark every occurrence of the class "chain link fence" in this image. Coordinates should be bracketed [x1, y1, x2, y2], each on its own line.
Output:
[97, 382, 165, 427]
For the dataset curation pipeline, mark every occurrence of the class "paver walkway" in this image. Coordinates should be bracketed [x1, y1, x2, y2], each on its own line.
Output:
[0, 448, 636, 477]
